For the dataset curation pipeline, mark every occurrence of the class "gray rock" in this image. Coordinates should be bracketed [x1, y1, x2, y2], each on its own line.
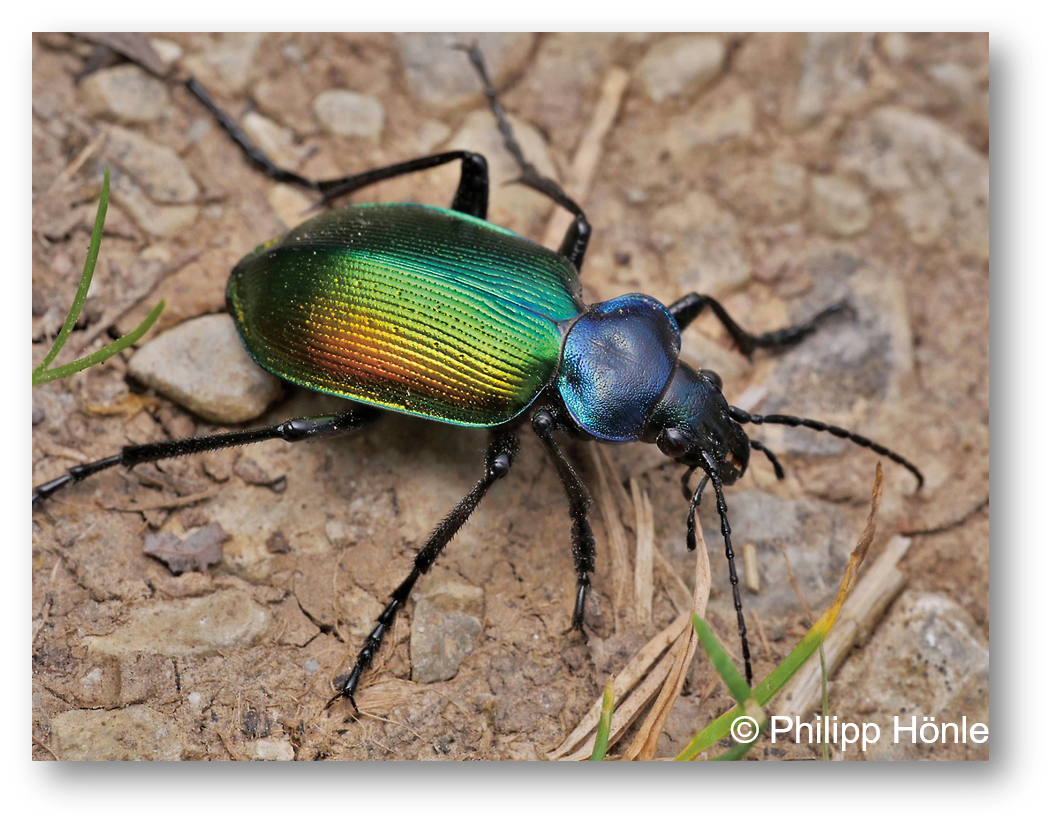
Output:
[878, 33, 910, 64]
[650, 191, 751, 296]
[718, 160, 809, 222]
[241, 111, 305, 171]
[396, 33, 535, 108]
[636, 35, 725, 104]
[414, 120, 452, 153]
[127, 314, 283, 424]
[760, 247, 913, 451]
[446, 109, 560, 236]
[791, 32, 870, 126]
[838, 106, 989, 257]
[700, 490, 857, 615]
[182, 33, 264, 95]
[834, 590, 989, 759]
[411, 597, 482, 684]
[514, 33, 620, 154]
[93, 147, 194, 234]
[103, 125, 200, 204]
[253, 737, 295, 761]
[148, 38, 183, 68]
[142, 524, 227, 574]
[83, 590, 271, 657]
[408, 573, 486, 682]
[692, 93, 755, 144]
[662, 92, 756, 156]
[810, 175, 873, 237]
[312, 90, 385, 139]
[927, 62, 977, 103]
[80, 65, 170, 123]
[268, 183, 315, 230]
[108, 171, 200, 237]
[50, 706, 185, 761]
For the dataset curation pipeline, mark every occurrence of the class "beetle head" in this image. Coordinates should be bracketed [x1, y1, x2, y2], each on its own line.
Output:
[642, 362, 750, 484]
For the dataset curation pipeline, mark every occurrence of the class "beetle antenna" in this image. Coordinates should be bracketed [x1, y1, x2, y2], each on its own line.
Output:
[729, 407, 923, 490]
[749, 439, 785, 479]
[698, 454, 753, 684]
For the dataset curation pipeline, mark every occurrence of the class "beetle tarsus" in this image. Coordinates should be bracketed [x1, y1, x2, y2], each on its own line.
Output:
[571, 578, 591, 633]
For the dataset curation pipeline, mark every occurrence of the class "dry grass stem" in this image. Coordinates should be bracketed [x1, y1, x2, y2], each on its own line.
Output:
[631, 477, 655, 626]
[589, 443, 631, 631]
[744, 541, 760, 593]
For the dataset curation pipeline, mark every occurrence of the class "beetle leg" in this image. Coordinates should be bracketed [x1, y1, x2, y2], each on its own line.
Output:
[460, 44, 594, 272]
[697, 453, 753, 685]
[32, 407, 379, 506]
[557, 216, 592, 274]
[307, 152, 490, 216]
[666, 294, 852, 361]
[182, 78, 490, 217]
[532, 410, 595, 636]
[330, 430, 519, 710]
[184, 77, 316, 190]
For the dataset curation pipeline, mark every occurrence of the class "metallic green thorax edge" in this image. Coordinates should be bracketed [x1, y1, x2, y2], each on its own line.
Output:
[228, 203, 585, 427]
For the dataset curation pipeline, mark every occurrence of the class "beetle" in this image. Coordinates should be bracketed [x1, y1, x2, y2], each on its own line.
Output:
[32, 44, 922, 703]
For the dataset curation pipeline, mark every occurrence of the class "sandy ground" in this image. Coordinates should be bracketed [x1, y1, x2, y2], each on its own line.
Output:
[32, 33, 988, 761]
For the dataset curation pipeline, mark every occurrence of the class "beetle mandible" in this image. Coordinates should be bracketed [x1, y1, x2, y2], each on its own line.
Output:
[32, 44, 923, 700]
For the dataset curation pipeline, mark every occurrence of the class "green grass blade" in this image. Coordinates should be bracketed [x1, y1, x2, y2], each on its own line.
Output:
[32, 301, 164, 386]
[676, 466, 884, 761]
[675, 619, 830, 760]
[590, 676, 616, 761]
[35, 168, 110, 374]
[691, 613, 750, 705]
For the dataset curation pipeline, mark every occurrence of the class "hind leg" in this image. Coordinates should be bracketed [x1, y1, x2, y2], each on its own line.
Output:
[460, 44, 592, 272]
[33, 407, 380, 505]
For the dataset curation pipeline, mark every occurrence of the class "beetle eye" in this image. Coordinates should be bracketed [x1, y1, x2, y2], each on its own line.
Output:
[658, 428, 690, 458]
[699, 369, 723, 390]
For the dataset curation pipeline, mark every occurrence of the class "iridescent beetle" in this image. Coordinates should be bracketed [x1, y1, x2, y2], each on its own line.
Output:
[33, 47, 922, 700]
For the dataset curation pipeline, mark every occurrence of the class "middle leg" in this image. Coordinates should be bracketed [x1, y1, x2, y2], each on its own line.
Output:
[330, 429, 520, 708]
[532, 410, 596, 633]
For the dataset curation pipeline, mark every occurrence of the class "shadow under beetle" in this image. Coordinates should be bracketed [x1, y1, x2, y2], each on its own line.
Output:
[33, 45, 923, 700]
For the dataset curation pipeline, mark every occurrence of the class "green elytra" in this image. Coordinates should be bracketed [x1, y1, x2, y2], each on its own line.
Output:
[227, 203, 586, 427]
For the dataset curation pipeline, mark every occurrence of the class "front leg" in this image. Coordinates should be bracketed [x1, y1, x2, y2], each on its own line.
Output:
[667, 293, 850, 360]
